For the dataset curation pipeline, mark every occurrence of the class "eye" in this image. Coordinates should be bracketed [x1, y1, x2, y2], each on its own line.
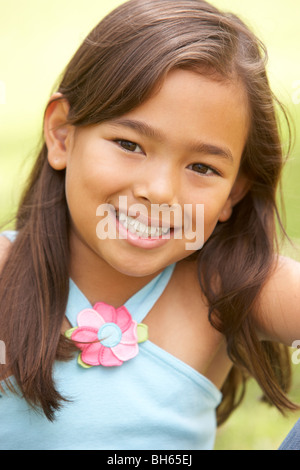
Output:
[188, 163, 220, 176]
[114, 140, 143, 154]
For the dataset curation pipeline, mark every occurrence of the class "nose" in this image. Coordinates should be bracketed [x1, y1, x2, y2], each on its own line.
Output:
[132, 161, 179, 207]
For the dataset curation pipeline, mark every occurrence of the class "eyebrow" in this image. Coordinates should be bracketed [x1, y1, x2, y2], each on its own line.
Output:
[109, 118, 234, 163]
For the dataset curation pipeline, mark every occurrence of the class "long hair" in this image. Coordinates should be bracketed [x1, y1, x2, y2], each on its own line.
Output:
[0, 0, 297, 422]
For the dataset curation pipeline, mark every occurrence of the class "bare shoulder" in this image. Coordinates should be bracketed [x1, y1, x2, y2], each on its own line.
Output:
[255, 255, 300, 344]
[264, 255, 300, 292]
[0, 235, 13, 272]
[168, 257, 232, 387]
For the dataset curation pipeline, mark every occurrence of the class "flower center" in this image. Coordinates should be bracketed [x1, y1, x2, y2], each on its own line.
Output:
[98, 323, 122, 348]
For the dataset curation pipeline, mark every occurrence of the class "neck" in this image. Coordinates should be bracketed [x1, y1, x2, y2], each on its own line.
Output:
[68, 232, 160, 307]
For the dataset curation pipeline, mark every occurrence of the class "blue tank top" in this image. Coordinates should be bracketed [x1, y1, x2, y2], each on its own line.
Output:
[0, 231, 222, 450]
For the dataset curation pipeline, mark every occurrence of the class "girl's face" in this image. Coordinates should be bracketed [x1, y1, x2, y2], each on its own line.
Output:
[51, 69, 249, 277]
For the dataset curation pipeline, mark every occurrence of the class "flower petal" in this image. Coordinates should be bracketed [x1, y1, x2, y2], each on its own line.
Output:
[93, 302, 117, 324]
[119, 321, 138, 344]
[71, 326, 98, 349]
[65, 327, 78, 340]
[99, 346, 123, 366]
[81, 342, 103, 366]
[77, 308, 105, 329]
[115, 306, 132, 331]
[78, 353, 93, 369]
[137, 323, 148, 343]
[112, 342, 139, 362]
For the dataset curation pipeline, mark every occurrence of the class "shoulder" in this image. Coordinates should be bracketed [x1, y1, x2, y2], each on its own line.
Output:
[166, 257, 231, 386]
[254, 255, 300, 344]
[263, 255, 300, 294]
[0, 234, 13, 273]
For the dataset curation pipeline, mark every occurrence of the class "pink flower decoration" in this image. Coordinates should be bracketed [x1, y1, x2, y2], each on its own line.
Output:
[67, 302, 142, 367]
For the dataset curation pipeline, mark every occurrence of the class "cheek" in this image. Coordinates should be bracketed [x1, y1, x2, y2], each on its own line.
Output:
[187, 189, 231, 240]
[65, 156, 114, 205]
[64, 162, 99, 231]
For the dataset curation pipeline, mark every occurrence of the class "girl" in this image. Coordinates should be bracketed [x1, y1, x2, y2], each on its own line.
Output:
[0, 0, 299, 450]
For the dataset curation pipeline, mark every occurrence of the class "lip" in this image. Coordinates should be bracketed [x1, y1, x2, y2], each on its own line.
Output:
[113, 210, 174, 249]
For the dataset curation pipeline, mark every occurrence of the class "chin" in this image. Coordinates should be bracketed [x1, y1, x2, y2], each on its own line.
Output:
[107, 256, 169, 278]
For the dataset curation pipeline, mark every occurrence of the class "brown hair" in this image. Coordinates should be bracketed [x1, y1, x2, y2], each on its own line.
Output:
[0, 0, 297, 422]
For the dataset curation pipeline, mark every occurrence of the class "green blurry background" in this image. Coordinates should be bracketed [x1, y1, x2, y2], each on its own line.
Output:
[0, 0, 299, 449]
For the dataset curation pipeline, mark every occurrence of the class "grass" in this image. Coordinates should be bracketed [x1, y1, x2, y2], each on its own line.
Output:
[0, 0, 300, 450]
[215, 366, 300, 450]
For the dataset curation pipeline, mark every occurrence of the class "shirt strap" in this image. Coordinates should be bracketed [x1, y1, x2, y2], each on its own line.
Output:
[124, 263, 176, 323]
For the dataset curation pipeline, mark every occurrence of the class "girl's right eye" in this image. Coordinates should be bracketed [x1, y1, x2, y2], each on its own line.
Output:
[114, 140, 143, 154]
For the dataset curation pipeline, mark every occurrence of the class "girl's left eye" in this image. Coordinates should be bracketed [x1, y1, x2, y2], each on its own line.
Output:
[188, 163, 219, 176]
[114, 140, 143, 154]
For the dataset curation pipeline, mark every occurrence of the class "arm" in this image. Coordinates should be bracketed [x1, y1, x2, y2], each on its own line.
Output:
[255, 255, 300, 346]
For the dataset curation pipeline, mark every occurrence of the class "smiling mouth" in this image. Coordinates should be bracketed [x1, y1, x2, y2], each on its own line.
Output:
[116, 211, 173, 238]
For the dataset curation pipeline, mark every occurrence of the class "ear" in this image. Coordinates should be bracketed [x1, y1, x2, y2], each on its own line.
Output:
[44, 92, 72, 170]
[218, 173, 251, 222]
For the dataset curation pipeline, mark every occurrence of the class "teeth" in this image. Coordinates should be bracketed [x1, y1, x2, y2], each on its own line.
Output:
[149, 226, 157, 236]
[118, 213, 170, 238]
[119, 213, 127, 224]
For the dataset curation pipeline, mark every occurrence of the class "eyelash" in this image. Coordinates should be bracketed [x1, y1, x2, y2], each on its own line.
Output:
[187, 163, 220, 177]
[114, 139, 144, 154]
[114, 139, 220, 176]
